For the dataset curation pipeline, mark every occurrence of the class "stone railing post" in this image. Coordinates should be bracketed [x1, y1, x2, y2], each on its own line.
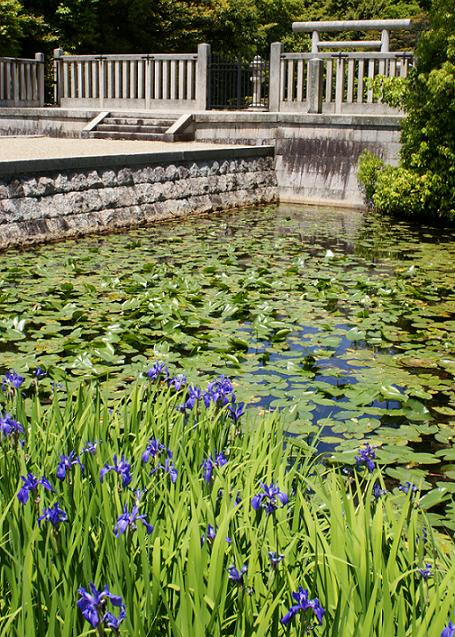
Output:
[35, 52, 45, 106]
[13, 61, 19, 105]
[97, 55, 106, 109]
[269, 42, 283, 112]
[307, 57, 324, 113]
[53, 48, 64, 105]
[196, 43, 210, 110]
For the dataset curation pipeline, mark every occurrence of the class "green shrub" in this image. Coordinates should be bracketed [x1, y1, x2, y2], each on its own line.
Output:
[357, 0, 455, 223]
[373, 166, 432, 217]
[357, 150, 386, 207]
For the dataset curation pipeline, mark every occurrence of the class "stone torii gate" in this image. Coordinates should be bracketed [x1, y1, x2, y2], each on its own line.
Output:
[269, 18, 414, 114]
[292, 19, 413, 54]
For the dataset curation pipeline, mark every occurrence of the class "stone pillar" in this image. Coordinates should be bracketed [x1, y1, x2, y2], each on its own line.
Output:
[35, 53, 45, 106]
[53, 48, 64, 105]
[307, 58, 324, 113]
[381, 30, 390, 53]
[269, 42, 283, 112]
[196, 43, 210, 110]
[311, 31, 320, 54]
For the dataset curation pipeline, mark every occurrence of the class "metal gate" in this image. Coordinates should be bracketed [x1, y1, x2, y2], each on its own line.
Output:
[208, 55, 269, 110]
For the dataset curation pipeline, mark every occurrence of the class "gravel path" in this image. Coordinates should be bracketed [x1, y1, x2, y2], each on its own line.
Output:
[0, 136, 227, 161]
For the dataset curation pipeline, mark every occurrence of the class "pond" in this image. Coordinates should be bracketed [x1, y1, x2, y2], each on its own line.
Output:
[1, 204, 454, 503]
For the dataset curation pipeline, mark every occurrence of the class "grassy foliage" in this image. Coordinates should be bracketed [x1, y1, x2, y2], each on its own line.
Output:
[0, 372, 454, 636]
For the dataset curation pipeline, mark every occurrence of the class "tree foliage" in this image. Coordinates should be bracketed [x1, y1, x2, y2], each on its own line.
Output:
[0, 0, 25, 56]
[358, 0, 455, 222]
[1, 0, 427, 59]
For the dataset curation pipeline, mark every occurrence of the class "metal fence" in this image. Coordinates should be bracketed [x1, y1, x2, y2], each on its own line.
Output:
[208, 55, 269, 110]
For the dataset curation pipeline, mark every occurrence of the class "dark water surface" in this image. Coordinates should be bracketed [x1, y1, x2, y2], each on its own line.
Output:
[1, 204, 454, 496]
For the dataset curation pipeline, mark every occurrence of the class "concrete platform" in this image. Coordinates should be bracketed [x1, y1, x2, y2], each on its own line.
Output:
[0, 136, 223, 162]
[0, 136, 274, 178]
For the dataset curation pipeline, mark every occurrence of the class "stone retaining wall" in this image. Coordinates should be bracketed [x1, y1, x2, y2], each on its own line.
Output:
[191, 113, 402, 208]
[0, 110, 402, 212]
[0, 147, 277, 250]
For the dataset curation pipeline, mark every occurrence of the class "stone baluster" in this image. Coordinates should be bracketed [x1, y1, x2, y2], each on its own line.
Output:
[196, 43, 210, 110]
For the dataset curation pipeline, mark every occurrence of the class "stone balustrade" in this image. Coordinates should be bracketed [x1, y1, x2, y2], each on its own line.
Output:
[53, 45, 210, 111]
[0, 54, 45, 107]
[269, 48, 413, 114]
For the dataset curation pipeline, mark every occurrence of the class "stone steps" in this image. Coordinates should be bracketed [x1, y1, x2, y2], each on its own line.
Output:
[97, 124, 169, 134]
[90, 131, 172, 141]
[87, 114, 182, 142]
[105, 117, 177, 127]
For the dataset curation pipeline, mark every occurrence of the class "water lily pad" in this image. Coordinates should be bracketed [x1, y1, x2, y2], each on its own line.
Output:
[0, 205, 454, 485]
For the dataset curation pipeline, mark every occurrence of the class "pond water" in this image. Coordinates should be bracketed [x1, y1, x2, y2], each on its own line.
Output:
[1, 204, 454, 500]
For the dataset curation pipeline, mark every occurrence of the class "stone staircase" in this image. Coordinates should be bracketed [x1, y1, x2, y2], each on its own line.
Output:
[83, 113, 189, 142]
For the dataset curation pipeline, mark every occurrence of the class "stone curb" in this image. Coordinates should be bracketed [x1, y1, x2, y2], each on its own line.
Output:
[0, 145, 275, 177]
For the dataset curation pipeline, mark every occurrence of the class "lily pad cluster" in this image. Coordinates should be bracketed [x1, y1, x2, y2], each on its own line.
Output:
[0, 205, 454, 492]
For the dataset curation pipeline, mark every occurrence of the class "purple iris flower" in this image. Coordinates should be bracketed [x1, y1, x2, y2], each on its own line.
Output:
[100, 455, 132, 488]
[2, 370, 24, 391]
[204, 376, 235, 408]
[442, 618, 455, 637]
[227, 401, 245, 424]
[56, 451, 84, 480]
[142, 439, 172, 464]
[34, 367, 47, 379]
[168, 374, 187, 391]
[145, 361, 169, 382]
[200, 524, 217, 546]
[114, 504, 153, 537]
[103, 607, 126, 633]
[227, 564, 247, 585]
[0, 413, 24, 439]
[419, 527, 428, 545]
[268, 551, 285, 567]
[184, 385, 203, 411]
[251, 482, 288, 515]
[201, 451, 227, 482]
[150, 458, 178, 484]
[200, 524, 232, 546]
[399, 481, 419, 495]
[418, 563, 433, 580]
[355, 444, 377, 472]
[38, 502, 68, 528]
[17, 472, 55, 504]
[82, 440, 99, 454]
[77, 583, 124, 629]
[280, 587, 325, 626]
[372, 483, 387, 499]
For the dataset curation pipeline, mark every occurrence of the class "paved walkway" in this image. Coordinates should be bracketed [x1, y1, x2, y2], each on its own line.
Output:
[0, 136, 225, 161]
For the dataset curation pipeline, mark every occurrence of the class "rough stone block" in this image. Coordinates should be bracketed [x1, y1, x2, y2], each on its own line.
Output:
[100, 169, 117, 187]
[208, 161, 220, 176]
[164, 164, 179, 181]
[116, 168, 134, 186]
